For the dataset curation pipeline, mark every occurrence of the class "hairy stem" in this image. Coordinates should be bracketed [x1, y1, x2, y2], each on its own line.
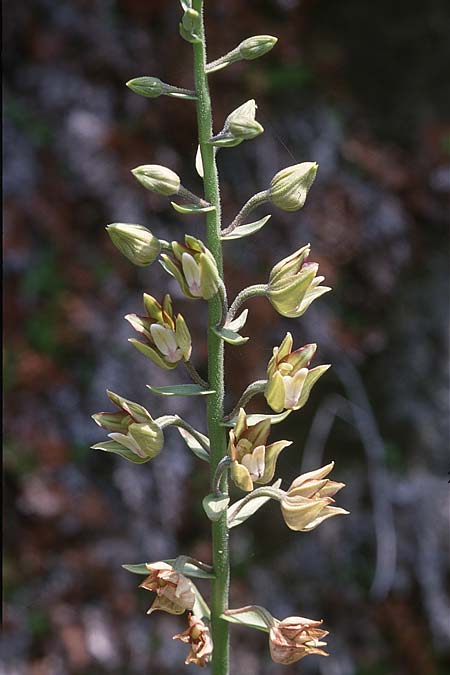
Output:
[221, 190, 269, 237]
[226, 284, 268, 324]
[184, 360, 210, 388]
[223, 379, 268, 422]
[227, 487, 283, 525]
[157, 415, 211, 454]
[192, 2, 230, 673]
[212, 457, 232, 496]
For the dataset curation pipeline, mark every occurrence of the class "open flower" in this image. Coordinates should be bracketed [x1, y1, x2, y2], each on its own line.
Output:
[125, 293, 192, 369]
[280, 462, 348, 531]
[265, 332, 330, 413]
[229, 408, 291, 492]
[173, 614, 213, 667]
[160, 234, 220, 300]
[267, 244, 331, 318]
[139, 562, 195, 615]
[91, 391, 164, 463]
[269, 616, 329, 664]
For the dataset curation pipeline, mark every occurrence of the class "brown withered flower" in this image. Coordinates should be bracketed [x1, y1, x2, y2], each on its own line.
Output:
[173, 613, 213, 667]
[139, 562, 195, 615]
[269, 615, 329, 664]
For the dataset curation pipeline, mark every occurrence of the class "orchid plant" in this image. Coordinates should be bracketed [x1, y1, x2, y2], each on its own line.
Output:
[91, 2, 348, 672]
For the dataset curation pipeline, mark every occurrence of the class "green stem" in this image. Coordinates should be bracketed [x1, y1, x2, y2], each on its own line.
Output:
[212, 457, 232, 496]
[226, 284, 268, 324]
[192, 2, 230, 673]
[227, 487, 283, 525]
[184, 360, 210, 388]
[221, 190, 269, 237]
[157, 415, 211, 455]
[223, 379, 268, 422]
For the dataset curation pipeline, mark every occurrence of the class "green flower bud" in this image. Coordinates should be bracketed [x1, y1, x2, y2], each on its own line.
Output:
[179, 8, 201, 43]
[91, 391, 164, 463]
[265, 333, 330, 413]
[125, 293, 192, 369]
[210, 100, 263, 148]
[268, 244, 331, 318]
[160, 235, 220, 300]
[126, 76, 164, 98]
[269, 162, 318, 212]
[132, 165, 181, 196]
[229, 409, 291, 492]
[126, 77, 197, 101]
[238, 35, 278, 60]
[106, 223, 161, 266]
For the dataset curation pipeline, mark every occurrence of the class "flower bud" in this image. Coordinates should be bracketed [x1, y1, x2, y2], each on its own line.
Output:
[265, 333, 330, 413]
[132, 164, 181, 196]
[239, 35, 278, 60]
[210, 100, 263, 148]
[280, 462, 348, 531]
[269, 162, 318, 211]
[269, 616, 329, 664]
[179, 8, 201, 43]
[91, 391, 164, 463]
[229, 409, 291, 492]
[106, 223, 161, 267]
[268, 244, 331, 318]
[140, 562, 195, 615]
[126, 76, 164, 98]
[160, 235, 220, 300]
[126, 293, 192, 370]
[173, 614, 213, 667]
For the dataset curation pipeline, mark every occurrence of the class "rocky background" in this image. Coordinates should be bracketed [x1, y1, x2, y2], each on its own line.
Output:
[3, 1, 450, 674]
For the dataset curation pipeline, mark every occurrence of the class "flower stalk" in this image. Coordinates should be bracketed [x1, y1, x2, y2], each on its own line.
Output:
[192, 2, 230, 672]
[92, 3, 348, 671]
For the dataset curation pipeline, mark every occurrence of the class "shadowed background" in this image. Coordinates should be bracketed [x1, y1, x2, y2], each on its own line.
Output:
[3, 1, 450, 674]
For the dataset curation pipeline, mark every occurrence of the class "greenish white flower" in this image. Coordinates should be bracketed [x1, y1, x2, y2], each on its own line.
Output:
[91, 391, 164, 463]
[160, 235, 220, 300]
[268, 244, 331, 318]
[229, 408, 291, 492]
[265, 333, 330, 413]
[125, 293, 192, 370]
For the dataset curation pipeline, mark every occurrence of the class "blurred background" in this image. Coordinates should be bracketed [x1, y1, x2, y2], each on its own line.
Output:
[3, 1, 450, 674]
